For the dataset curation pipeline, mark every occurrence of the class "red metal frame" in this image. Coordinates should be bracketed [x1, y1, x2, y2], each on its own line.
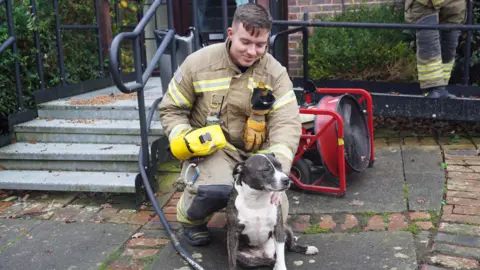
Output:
[289, 88, 375, 195]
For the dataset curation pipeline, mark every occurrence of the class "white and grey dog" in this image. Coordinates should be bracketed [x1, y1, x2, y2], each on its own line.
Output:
[226, 153, 318, 270]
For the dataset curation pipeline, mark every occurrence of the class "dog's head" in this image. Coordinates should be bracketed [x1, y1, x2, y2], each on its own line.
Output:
[233, 153, 291, 192]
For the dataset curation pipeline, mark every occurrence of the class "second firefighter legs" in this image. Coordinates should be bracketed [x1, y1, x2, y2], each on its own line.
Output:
[405, 0, 466, 98]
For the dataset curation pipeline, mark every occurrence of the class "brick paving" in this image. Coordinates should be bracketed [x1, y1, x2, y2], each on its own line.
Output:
[0, 134, 479, 269]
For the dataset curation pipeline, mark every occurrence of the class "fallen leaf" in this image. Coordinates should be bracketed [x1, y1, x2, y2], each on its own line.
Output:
[46, 118, 53, 121]
[417, 199, 427, 204]
[101, 203, 112, 209]
[131, 232, 144, 239]
[65, 219, 76, 224]
[2, 196, 17, 202]
[0, 166, 4, 171]
[29, 140, 37, 144]
[349, 199, 364, 206]
[100, 146, 113, 150]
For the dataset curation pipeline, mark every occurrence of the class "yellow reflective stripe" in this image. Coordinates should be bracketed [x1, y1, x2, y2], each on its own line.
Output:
[176, 194, 210, 225]
[443, 62, 454, 71]
[417, 60, 444, 81]
[271, 90, 296, 111]
[443, 62, 454, 80]
[169, 124, 191, 141]
[176, 196, 191, 224]
[418, 70, 444, 81]
[167, 80, 192, 108]
[193, 77, 231, 93]
[432, 0, 444, 6]
[259, 144, 293, 161]
[247, 77, 273, 91]
[417, 61, 442, 72]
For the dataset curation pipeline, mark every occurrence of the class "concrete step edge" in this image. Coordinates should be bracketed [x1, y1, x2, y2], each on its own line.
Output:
[13, 119, 164, 135]
[0, 142, 142, 161]
[0, 170, 135, 193]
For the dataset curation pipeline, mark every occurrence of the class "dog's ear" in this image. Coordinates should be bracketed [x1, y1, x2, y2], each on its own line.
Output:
[233, 162, 245, 177]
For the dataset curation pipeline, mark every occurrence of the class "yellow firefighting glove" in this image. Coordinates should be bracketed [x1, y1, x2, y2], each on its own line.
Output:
[243, 116, 266, 152]
[170, 125, 227, 160]
[243, 83, 275, 152]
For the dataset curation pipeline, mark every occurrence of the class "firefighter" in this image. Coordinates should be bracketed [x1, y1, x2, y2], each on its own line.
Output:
[405, 0, 466, 98]
[158, 3, 301, 246]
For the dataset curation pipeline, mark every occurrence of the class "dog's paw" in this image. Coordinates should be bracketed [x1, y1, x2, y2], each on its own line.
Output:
[305, 245, 319, 255]
[273, 262, 287, 270]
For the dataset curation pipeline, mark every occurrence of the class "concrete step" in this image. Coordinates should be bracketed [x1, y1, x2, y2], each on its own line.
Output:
[0, 142, 142, 172]
[0, 170, 135, 193]
[14, 119, 164, 144]
[37, 96, 162, 120]
[0, 77, 165, 193]
[37, 79, 164, 120]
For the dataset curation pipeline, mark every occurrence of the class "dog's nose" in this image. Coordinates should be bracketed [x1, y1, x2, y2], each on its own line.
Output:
[282, 177, 290, 186]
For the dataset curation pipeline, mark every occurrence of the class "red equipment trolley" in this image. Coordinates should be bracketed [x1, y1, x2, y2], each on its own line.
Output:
[290, 86, 375, 196]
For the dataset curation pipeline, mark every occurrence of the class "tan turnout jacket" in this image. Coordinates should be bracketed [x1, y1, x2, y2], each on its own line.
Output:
[158, 39, 301, 173]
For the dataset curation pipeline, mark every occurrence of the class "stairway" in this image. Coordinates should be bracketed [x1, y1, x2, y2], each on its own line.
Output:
[0, 78, 165, 193]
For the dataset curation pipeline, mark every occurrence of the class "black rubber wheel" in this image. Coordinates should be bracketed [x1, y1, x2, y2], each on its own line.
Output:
[290, 158, 313, 188]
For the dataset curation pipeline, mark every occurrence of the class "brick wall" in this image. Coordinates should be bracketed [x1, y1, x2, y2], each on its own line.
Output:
[287, 0, 393, 77]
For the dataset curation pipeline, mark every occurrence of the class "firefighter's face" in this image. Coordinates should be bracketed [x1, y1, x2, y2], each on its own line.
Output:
[227, 22, 269, 67]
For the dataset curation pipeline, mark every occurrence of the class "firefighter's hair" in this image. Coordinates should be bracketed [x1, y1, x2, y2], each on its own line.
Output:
[232, 3, 272, 36]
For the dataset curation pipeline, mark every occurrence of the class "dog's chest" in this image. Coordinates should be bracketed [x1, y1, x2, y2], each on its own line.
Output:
[235, 197, 277, 247]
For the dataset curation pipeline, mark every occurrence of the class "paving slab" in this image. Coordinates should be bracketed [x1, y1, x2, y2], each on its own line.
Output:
[0, 220, 139, 270]
[150, 230, 418, 270]
[0, 219, 42, 250]
[402, 146, 445, 212]
[287, 146, 407, 214]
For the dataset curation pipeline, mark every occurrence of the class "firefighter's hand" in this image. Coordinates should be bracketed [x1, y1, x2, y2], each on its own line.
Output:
[243, 117, 266, 152]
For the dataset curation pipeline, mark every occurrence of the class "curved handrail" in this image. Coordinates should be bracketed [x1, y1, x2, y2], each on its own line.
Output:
[108, 1, 206, 269]
[109, 0, 171, 94]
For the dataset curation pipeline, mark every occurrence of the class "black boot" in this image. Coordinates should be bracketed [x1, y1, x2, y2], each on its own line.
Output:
[423, 86, 456, 99]
[183, 223, 211, 246]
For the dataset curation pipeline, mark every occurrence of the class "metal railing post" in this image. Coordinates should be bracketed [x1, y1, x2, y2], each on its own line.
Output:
[302, 13, 309, 87]
[192, 0, 200, 51]
[222, 0, 228, 40]
[167, 0, 177, 73]
[30, 0, 45, 90]
[5, 0, 24, 110]
[94, 0, 105, 77]
[53, 0, 66, 86]
[463, 0, 473, 85]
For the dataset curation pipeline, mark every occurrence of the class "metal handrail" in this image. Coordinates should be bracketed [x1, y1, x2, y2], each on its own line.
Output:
[1, 0, 23, 111]
[110, 0, 175, 94]
[109, 1, 205, 269]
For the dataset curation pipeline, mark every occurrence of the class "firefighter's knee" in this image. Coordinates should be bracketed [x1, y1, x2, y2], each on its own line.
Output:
[177, 184, 232, 225]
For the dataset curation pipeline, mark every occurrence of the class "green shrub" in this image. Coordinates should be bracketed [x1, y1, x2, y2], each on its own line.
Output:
[0, 1, 139, 134]
[307, 1, 417, 82]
